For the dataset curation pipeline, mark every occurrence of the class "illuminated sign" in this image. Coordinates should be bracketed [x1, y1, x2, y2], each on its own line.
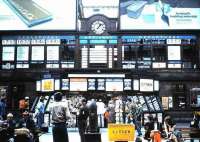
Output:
[108, 124, 135, 141]
[70, 78, 87, 91]
[0, 0, 76, 30]
[140, 79, 154, 92]
[41, 79, 54, 92]
[120, 0, 200, 30]
[2, 46, 15, 61]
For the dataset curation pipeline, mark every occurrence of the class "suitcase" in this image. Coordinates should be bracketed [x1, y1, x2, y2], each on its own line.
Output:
[84, 133, 101, 142]
[41, 123, 48, 132]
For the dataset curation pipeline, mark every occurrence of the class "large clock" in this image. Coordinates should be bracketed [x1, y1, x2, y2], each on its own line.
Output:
[91, 20, 106, 35]
[80, 14, 117, 35]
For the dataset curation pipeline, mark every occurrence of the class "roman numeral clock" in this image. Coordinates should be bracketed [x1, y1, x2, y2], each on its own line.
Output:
[80, 14, 118, 35]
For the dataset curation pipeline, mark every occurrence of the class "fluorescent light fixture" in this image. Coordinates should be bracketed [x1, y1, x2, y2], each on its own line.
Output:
[68, 74, 125, 78]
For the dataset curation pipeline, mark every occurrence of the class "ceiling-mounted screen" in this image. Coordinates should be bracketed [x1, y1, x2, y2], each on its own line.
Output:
[54, 79, 60, 91]
[154, 80, 159, 91]
[70, 78, 87, 91]
[120, 0, 200, 30]
[124, 79, 132, 90]
[17, 46, 29, 61]
[2, 46, 15, 61]
[31, 46, 44, 61]
[61, 79, 69, 90]
[36, 81, 41, 91]
[88, 79, 96, 90]
[0, 0, 76, 30]
[168, 46, 181, 60]
[106, 79, 123, 91]
[133, 79, 139, 91]
[97, 79, 105, 91]
[140, 79, 153, 92]
[47, 46, 59, 61]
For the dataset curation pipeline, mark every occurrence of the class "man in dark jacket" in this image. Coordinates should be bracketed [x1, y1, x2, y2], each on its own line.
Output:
[77, 98, 89, 142]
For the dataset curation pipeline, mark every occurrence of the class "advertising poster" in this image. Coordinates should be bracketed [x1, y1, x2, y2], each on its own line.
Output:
[0, 0, 76, 30]
[120, 0, 200, 30]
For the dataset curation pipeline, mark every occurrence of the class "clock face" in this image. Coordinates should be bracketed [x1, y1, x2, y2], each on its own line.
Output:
[91, 20, 106, 35]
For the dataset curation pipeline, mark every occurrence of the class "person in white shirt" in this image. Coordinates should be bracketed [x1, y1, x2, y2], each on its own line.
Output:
[50, 92, 71, 142]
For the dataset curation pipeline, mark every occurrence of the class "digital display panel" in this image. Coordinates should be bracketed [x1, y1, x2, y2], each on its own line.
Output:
[106, 79, 123, 91]
[47, 46, 59, 61]
[140, 79, 153, 92]
[88, 79, 96, 90]
[17, 46, 29, 61]
[120, 0, 200, 30]
[0, 0, 76, 30]
[154, 80, 159, 91]
[168, 46, 181, 60]
[124, 79, 132, 90]
[70, 78, 87, 91]
[41, 79, 54, 92]
[31, 46, 44, 61]
[97, 79, 105, 90]
[2, 46, 15, 61]
[36, 81, 41, 91]
[61, 79, 69, 90]
[133, 79, 139, 91]
[54, 79, 60, 90]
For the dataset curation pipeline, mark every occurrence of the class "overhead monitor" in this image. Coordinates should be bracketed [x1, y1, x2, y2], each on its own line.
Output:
[124, 79, 132, 90]
[140, 79, 154, 92]
[133, 79, 139, 91]
[17, 46, 29, 61]
[120, 0, 200, 30]
[2, 46, 15, 61]
[106, 79, 123, 91]
[36, 81, 41, 91]
[168, 46, 181, 60]
[154, 80, 159, 91]
[54, 79, 60, 90]
[0, 0, 76, 30]
[47, 46, 59, 61]
[70, 78, 87, 91]
[97, 79, 105, 91]
[31, 46, 44, 61]
[88, 79, 96, 90]
[41, 79, 54, 92]
[61, 79, 69, 90]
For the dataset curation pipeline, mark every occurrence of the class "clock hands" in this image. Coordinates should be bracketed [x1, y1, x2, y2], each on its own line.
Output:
[96, 23, 103, 29]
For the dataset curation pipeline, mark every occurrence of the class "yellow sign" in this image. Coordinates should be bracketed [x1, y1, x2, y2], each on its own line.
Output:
[108, 124, 135, 141]
[42, 79, 54, 91]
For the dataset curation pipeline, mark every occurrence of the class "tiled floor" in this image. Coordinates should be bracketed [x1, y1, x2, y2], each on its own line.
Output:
[39, 125, 200, 142]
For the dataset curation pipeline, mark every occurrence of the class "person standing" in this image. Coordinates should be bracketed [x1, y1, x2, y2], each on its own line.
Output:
[77, 98, 89, 142]
[0, 98, 6, 120]
[50, 92, 71, 142]
[35, 97, 45, 128]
